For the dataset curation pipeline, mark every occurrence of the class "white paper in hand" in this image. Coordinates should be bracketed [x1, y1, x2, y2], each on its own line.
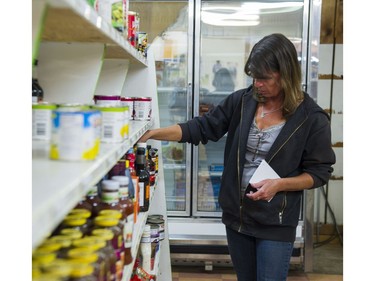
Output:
[249, 160, 280, 202]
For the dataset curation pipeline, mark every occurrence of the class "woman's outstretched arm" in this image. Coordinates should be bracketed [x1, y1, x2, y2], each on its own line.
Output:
[138, 124, 182, 143]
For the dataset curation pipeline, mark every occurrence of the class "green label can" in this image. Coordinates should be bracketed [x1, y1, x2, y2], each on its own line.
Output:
[32, 102, 57, 141]
[93, 105, 129, 143]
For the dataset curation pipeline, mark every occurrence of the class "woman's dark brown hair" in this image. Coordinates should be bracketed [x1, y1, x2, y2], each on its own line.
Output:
[244, 33, 303, 116]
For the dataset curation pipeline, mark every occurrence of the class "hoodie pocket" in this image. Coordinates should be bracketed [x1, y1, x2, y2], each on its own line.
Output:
[242, 191, 288, 225]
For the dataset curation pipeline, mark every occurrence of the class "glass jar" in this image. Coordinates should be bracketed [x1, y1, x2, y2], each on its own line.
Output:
[92, 216, 124, 280]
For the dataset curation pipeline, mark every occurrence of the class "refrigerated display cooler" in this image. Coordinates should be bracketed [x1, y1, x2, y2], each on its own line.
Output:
[130, 0, 320, 271]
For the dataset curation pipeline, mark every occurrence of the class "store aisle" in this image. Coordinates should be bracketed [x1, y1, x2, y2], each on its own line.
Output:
[172, 270, 343, 281]
[172, 241, 343, 281]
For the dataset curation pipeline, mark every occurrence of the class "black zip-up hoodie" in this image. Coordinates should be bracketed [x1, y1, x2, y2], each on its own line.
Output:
[179, 85, 336, 242]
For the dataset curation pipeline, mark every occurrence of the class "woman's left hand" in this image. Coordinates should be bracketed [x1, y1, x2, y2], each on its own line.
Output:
[246, 178, 280, 202]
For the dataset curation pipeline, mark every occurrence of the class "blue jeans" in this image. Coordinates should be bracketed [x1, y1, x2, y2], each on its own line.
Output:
[226, 227, 294, 281]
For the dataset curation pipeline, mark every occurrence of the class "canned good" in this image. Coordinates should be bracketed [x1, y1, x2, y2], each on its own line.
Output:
[128, 11, 140, 47]
[92, 105, 129, 143]
[50, 108, 101, 161]
[147, 216, 165, 241]
[93, 95, 121, 106]
[57, 103, 91, 110]
[120, 97, 134, 120]
[32, 102, 57, 141]
[133, 97, 152, 121]
[137, 32, 148, 57]
[149, 224, 159, 243]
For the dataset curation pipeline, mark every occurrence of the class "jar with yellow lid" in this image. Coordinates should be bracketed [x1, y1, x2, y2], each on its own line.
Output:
[36, 240, 63, 254]
[59, 228, 83, 240]
[32, 249, 57, 268]
[90, 229, 117, 281]
[58, 214, 90, 236]
[42, 259, 72, 281]
[32, 264, 42, 279]
[67, 248, 104, 281]
[32, 273, 63, 281]
[97, 209, 125, 235]
[69, 208, 93, 230]
[69, 208, 92, 219]
[93, 180, 126, 220]
[71, 237, 114, 281]
[99, 207, 132, 266]
[68, 262, 95, 281]
[92, 216, 124, 280]
[48, 235, 73, 259]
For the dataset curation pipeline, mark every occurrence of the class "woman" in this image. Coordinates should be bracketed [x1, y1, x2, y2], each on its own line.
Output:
[139, 33, 335, 281]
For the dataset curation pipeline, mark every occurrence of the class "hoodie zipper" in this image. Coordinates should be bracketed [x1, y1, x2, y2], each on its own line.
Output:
[269, 115, 309, 224]
[238, 95, 245, 232]
[279, 193, 287, 224]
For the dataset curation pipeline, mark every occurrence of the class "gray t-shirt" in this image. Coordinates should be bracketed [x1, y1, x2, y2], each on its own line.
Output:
[241, 119, 285, 193]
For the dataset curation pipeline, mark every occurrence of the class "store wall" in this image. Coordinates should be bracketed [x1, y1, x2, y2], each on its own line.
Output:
[315, 0, 343, 225]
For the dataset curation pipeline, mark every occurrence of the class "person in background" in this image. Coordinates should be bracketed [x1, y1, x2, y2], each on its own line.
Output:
[212, 67, 235, 92]
[139, 33, 335, 281]
[212, 59, 222, 74]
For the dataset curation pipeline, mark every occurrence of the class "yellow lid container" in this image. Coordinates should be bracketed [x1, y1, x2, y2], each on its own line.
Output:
[59, 228, 83, 240]
[94, 215, 119, 227]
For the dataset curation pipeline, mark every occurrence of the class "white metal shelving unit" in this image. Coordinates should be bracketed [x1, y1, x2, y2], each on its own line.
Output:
[32, 0, 172, 280]
[32, 120, 153, 248]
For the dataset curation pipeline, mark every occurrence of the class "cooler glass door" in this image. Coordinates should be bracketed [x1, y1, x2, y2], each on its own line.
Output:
[130, 0, 193, 216]
[192, 0, 306, 217]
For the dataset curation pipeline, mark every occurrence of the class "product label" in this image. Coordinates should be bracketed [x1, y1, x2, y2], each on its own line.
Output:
[124, 217, 134, 248]
[133, 98, 152, 120]
[138, 182, 144, 208]
[50, 111, 98, 160]
[100, 111, 124, 143]
[112, 1, 124, 32]
[101, 191, 119, 203]
[32, 108, 53, 140]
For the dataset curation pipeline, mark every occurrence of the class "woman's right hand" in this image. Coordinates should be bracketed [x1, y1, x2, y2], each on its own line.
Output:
[138, 130, 152, 143]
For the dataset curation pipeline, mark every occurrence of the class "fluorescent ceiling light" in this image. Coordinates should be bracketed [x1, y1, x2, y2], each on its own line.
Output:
[201, 2, 303, 26]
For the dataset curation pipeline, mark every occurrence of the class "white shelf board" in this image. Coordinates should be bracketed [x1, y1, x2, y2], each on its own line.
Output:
[32, 120, 153, 249]
[42, 0, 147, 65]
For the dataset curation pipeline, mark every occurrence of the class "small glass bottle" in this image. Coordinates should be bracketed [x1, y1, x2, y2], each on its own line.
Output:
[140, 224, 152, 274]
[94, 180, 125, 220]
[85, 186, 101, 214]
